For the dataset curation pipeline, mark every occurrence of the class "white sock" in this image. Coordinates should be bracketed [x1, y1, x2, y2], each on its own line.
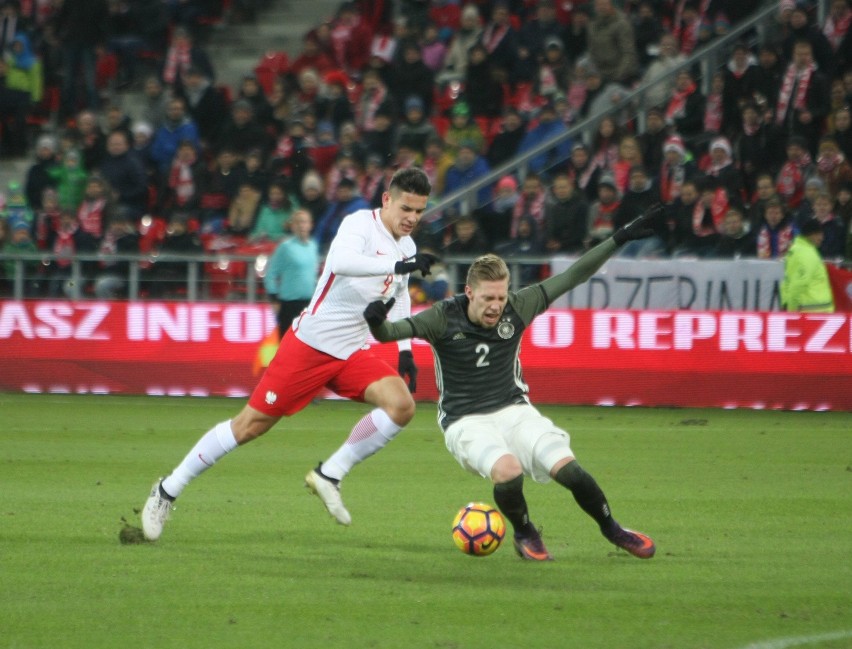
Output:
[161, 420, 238, 498]
[321, 409, 402, 481]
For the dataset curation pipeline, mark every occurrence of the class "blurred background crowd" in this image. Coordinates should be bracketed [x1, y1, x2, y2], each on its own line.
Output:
[0, 0, 848, 301]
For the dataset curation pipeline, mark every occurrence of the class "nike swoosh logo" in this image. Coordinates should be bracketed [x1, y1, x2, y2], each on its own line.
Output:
[376, 251, 387, 255]
[481, 540, 494, 550]
[198, 453, 213, 467]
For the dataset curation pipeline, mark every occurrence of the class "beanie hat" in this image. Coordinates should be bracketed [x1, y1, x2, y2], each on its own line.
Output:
[598, 172, 617, 189]
[664, 135, 686, 156]
[405, 95, 424, 113]
[36, 134, 57, 152]
[710, 137, 732, 156]
[800, 217, 822, 236]
[323, 70, 349, 88]
[496, 175, 518, 192]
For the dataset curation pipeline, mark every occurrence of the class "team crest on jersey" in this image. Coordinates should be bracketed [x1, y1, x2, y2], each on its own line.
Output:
[497, 319, 515, 339]
[265, 391, 278, 405]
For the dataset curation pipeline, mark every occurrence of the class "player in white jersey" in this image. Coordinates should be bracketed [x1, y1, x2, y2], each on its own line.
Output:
[141, 168, 437, 540]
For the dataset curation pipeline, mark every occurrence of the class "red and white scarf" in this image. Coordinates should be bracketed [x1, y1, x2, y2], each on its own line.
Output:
[53, 224, 77, 267]
[757, 222, 793, 259]
[659, 162, 686, 203]
[482, 23, 509, 54]
[704, 91, 723, 133]
[589, 200, 619, 233]
[673, 0, 711, 52]
[590, 141, 618, 174]
[666, 81, 696, 122]
[775, 62, 815, 126]
[77, 198, 106, 238]
[775, 153, 812, 208]
[324, 165, 359, 201]
[692, 188, 728, 236]
[360, 171, 384, 203]
[163, 41, 191, 85]
[169, 159, 196, 207]
[511, 189, 546, 237]
[356, 86, 388, 132]
[824, 10, 852, 51]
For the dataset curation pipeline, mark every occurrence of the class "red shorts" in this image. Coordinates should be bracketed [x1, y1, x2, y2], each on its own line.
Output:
[248, 328, 398, 417]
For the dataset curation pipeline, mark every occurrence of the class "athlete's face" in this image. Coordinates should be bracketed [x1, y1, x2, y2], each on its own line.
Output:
[381, 189, 428, 239]
[465, 278, 509, 329]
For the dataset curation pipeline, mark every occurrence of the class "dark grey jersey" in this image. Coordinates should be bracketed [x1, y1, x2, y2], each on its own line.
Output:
[370, 239, 619, 429]
[406, 285, 549, 429]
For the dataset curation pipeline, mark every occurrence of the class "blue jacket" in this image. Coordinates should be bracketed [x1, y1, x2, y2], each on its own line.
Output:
[314, 196, 370, 252]
[150, 118, 201, 173]
[443, 156, 492, 210]
[264, 236, 319, 301]
[517, 118, 572, 175]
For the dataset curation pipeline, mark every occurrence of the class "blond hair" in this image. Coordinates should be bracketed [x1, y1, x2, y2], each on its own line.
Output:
[466, 254, 510, 288]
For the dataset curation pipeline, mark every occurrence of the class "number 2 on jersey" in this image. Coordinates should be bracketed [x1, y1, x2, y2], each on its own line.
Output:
[475, 343, 490, 367]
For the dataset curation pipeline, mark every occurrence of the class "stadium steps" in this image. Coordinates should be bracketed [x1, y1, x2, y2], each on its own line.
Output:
[208, 0, 340, 88]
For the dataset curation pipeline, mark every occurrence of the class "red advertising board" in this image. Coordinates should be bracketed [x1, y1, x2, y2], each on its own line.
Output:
[1, 301, 850, 411]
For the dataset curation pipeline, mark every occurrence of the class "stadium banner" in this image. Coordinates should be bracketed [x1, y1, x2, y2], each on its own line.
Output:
[548, 257, 785, 311]
[1, 300, 851, 411]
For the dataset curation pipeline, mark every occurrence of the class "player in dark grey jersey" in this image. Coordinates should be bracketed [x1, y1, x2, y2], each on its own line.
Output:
[363, 205, 663, 561]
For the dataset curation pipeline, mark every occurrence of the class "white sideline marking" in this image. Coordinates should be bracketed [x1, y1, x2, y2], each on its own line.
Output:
[738, 630, 852, 649]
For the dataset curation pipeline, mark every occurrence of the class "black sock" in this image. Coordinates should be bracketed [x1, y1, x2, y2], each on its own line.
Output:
[493, 475, 534, 536]
[158, 481, 176, 502]
[554, 461, 615, 531]
[317, 462, 340, 486]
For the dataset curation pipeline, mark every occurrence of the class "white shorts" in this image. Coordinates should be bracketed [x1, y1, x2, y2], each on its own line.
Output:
[443, 403, 574, 483]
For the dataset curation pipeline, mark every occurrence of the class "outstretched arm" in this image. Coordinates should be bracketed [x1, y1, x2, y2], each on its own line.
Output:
[538, 205, 661, 304]
[365, 299, 445, 344]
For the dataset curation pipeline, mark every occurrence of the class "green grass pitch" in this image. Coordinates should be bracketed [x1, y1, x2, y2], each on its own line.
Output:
[1, 393, 850, 649]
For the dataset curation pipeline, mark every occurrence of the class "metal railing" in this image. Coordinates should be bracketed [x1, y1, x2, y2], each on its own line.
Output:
[0, 250, 554, 300]
[0, 251, 267, 301]
[424, 1, 779, 221]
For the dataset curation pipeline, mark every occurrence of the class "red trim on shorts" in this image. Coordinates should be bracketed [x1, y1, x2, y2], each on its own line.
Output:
[311, 272, 335, 315]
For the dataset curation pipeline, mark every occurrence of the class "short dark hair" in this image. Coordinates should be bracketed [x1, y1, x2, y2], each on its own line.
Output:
[388, 167, 432, 197]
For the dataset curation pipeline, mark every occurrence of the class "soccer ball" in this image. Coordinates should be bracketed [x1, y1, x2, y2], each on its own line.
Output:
[451, 502, 506, 556]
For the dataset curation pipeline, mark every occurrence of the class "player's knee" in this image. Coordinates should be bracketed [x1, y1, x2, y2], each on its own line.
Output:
[491, 454, 523, 483]
[231, 407, 277, 444]
[385, 393, 416, 426]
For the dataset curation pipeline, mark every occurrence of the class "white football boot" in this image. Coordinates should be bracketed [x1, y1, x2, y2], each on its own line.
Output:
[305, 467, 351, 526]
[141, 479, 174, 541]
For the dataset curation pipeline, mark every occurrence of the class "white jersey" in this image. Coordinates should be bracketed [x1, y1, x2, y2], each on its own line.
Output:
[293, 209, 415, 359]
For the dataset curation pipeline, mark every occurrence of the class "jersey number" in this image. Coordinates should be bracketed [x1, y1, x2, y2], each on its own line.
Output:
[475, 343, 490, 367]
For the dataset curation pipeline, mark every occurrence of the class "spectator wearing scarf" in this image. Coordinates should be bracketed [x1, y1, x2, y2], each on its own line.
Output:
[774, 40, 830, 144]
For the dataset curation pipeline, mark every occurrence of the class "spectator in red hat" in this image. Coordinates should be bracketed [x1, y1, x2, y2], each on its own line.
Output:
[290, 33, 335, 79]
[658, 134, 697, 205]
[330, 2, 373, 76]
[315, 70, 354, 136]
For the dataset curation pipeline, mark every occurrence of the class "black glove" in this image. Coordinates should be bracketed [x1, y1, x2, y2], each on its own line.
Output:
[394, 253, 439, 277]
[364, 297, 395, 328]
[612, 203, 665, 246]
[398, 349, 418, 393]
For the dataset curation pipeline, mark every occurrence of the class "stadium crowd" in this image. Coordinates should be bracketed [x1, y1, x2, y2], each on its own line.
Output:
[0, 0, 850, 300]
